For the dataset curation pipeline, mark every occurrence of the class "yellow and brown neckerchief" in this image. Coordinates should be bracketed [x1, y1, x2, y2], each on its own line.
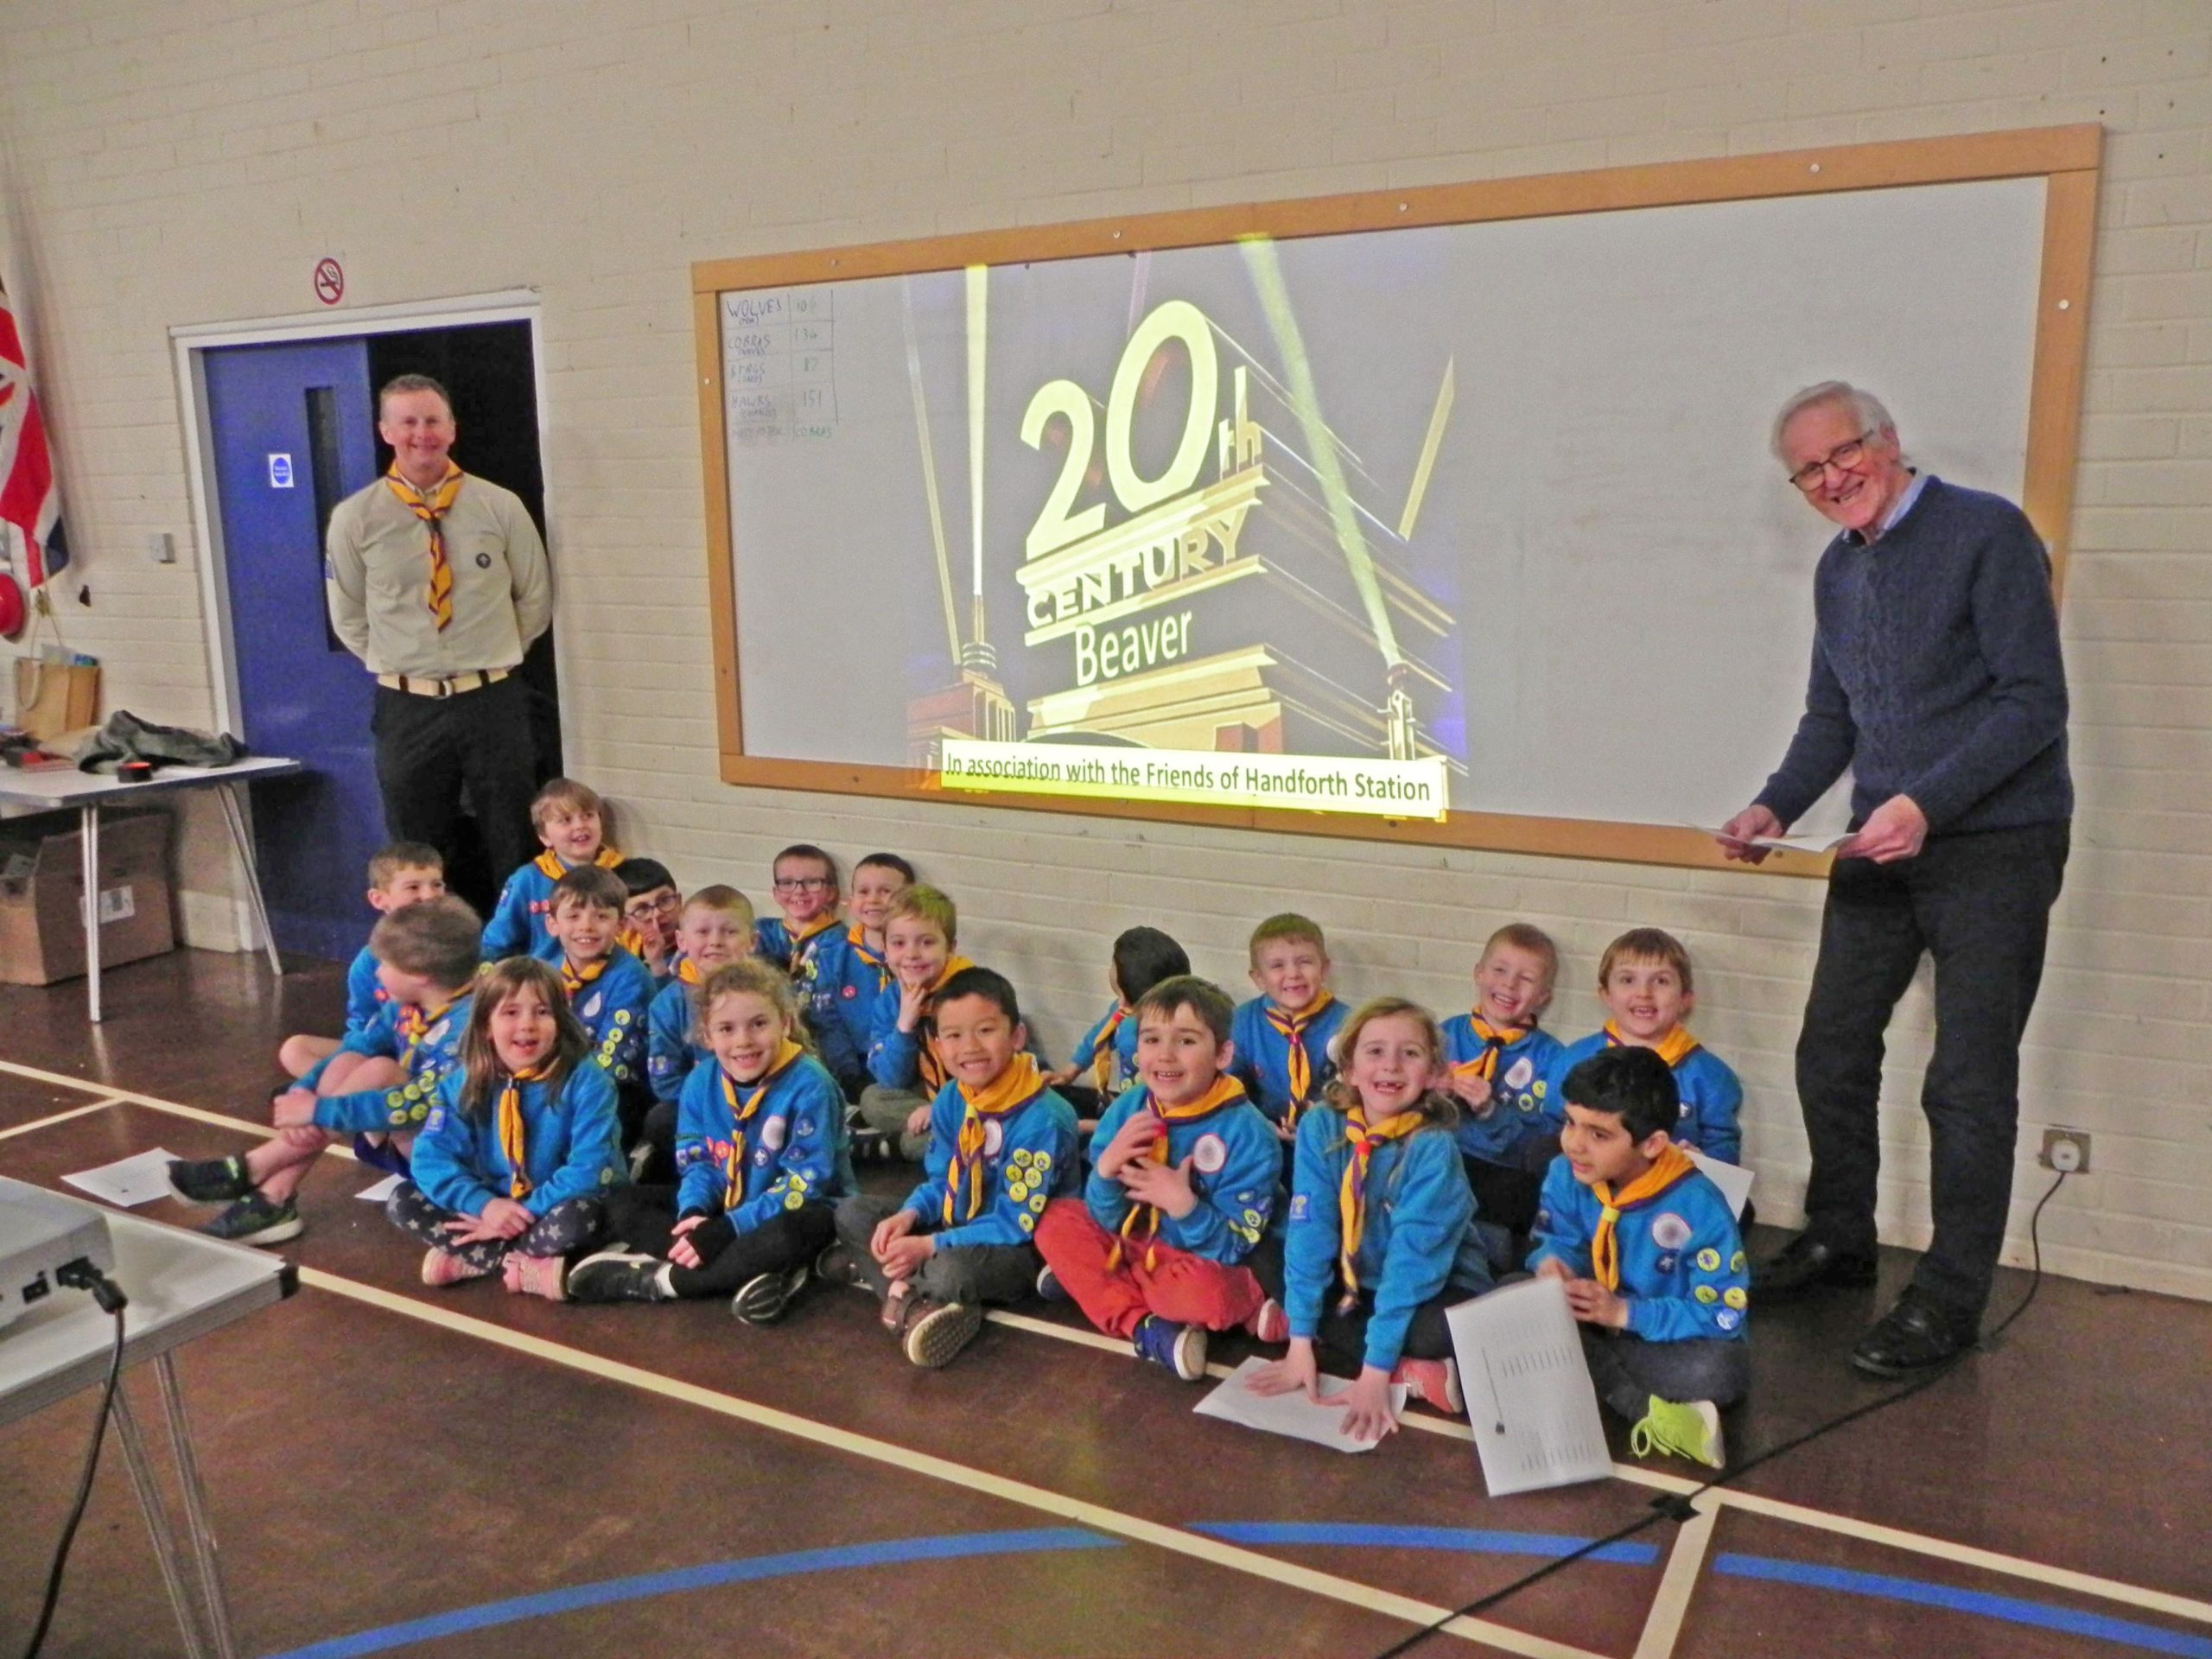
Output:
[1451, 1014, 1530, 1084]
[383, 461, 462, 630]
[1335, 1103, 1426, 1308]
[1263, 992, 1335, 1128]
[1603, 1021, 1701, 1071]
[720, 1039, 805, 1210]
[943, 1052, 1047, 1226]
[495, 1065, 550, 1199]
[532, 844, 625, 881]
[1590, 1143, 1696, 1292]
[1091, 1005, 1129, 1094]
[912, 955, 977, 1092]
[1109, 1075, 1247, 1273]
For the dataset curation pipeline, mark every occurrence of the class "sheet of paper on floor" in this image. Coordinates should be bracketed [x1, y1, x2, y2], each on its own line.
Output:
[1194, 1356, 1409, 1454]
[61, 1148, 186, 1208]
[1446, 1278, 1615, 1496]
[355, 1173, 405, 1203]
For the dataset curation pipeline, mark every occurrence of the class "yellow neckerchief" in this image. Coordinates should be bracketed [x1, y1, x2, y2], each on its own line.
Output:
[942, 1052, 1048, 1227]
[912, 956, 976, 1092]
[383, 461, 462, 630]
[495, 1065, 550, 1199]
[532, 844, 625, 881]
[1451, 1013, 1530, 1083]
[1091, 1004, 1129, 1094]
[720, 1039, 804, 1210]
[1603, 1020, 1701, 1070]
[397, 994, 460, 1058]
[1591, 1142, 1697, 1292]
[1263, 991, 1335, 1128]
[1109, 1075, 1248, 1273]
[560, 954, 608, 998]
[1336, 1102, 1427, 1309]
[847, 924, 888, 995]
[787, 913, 841, 952]
[618, 925, 646, 958]
[675, 956, 703, 988]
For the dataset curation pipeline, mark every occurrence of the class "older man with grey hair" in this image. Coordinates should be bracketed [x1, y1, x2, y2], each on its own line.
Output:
[1719, 381, 2070, 1378]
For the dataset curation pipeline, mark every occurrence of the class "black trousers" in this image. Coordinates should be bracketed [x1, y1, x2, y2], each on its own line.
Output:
[1248, 1235, 1460, 1373]
[372, 673, 539, 893]
[1796, 822, 2069, 1324]
[602, 1183, 835, 1300]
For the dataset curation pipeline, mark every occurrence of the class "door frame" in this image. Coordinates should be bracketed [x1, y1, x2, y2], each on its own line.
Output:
[169, 289, 553, 950]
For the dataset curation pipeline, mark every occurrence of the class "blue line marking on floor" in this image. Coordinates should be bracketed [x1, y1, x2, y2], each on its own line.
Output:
[1713, 1554, 2212, 1658]
[257, 1528, 1122, 1659]
[1192, 1521, 1662, 1565]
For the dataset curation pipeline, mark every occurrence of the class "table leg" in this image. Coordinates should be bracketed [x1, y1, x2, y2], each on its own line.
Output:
[79, 804, 103, 1024]
[216, 783, 283, 978]
[156, 1352, 241, 1659]
[113, 1383, 212, 1659]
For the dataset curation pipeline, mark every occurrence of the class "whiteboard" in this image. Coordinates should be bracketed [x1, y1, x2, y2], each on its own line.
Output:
[699, 133, 2095, 864]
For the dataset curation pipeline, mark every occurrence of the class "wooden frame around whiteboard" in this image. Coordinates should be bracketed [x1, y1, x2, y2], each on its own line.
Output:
[691, 124, 2100, 875]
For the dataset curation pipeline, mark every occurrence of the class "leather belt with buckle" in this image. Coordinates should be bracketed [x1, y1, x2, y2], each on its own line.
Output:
[375, 668, 511, 699]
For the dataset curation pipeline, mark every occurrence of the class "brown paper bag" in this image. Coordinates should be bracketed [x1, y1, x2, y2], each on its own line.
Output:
[12, 658, 99, 741]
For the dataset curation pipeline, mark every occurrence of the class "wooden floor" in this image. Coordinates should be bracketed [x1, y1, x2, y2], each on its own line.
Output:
[3, 949, 2209, 1659]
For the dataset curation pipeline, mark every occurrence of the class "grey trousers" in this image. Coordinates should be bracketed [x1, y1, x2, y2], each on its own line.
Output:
[855, 1084, 931, 1161]
[1580, 1327, 1750, 1421]
[834, 1192, 1040, 1306]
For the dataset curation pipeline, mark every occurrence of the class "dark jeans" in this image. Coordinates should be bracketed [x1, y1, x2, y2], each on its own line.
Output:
[385, 1181, 601, 1272]
[1796, 822, 2069, 1323]
[1580, 1328, 1750, 1421]
[1248, 1235, 1461, 1373]
[601, 1183, 833, 1300]
[1463, 1154, 1546, 1236]
[372, 672, 538, 889]
[832, 1193, 1041, 1306]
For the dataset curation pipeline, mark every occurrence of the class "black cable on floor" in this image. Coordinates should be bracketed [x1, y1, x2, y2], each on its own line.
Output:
[20, 1264, 130, 1659]
[1367, 1170, 2069, 1659]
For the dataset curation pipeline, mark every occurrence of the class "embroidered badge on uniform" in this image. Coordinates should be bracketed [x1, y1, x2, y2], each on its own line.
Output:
[1289, 1193, 1309, 1221]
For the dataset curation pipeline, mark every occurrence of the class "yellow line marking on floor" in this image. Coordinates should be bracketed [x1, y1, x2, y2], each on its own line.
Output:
[1630, 1497, 1715, 1659]
[0, 1096, 127, 1140]
[17, 1056, 2207, 1629]
[292, 1264, 1601, 1659]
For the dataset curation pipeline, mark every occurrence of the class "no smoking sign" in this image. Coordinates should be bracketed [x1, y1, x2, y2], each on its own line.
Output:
[313, 257, 345, 305]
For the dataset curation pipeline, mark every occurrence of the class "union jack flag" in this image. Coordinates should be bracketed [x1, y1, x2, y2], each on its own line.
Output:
[0, 283, 69, 588]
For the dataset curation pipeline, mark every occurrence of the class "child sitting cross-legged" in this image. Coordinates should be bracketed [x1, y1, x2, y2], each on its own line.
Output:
[481, 777, 624, 962]
[546, 864, 656, 1159]
[168, 896, 483, 1245]
[1033, 976, 1281, 1382]
[1530, 1046, 1750, 1469]
[569, 960, 854, 1323]
[825, 967, 1079, 1368]
[385, 956, 625, 1300]
[1248, 998, 1496, 1440]
[1442, 923, 1567, 1243]
[277, 840, 447, 1080]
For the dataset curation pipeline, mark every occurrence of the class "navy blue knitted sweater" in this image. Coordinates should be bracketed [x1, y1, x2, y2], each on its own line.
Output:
[1755, 477, 2072, 836]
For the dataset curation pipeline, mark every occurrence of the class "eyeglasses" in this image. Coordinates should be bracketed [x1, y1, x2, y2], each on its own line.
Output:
[772, 877, 833, 893]
[1788, 429, 1876, 493]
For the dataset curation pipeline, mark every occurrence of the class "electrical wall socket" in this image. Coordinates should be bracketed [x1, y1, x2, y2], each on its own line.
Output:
[2039, 1128, 2091, 1173]
[146, 531, 175, 565]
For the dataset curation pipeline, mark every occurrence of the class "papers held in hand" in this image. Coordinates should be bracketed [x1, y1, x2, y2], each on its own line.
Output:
[1446, 1277, 1615, 1496]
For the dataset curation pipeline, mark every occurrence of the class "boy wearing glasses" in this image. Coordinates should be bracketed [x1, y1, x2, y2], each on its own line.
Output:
[756, 843, 866, 1094]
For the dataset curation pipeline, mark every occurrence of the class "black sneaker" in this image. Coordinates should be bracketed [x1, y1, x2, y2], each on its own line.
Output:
[202, 1192, 302, 1247]
[814, 1241, 866, 1289]
[168, 1154, 252, 1205]
[568, 1250, 671, 1304]
[730, 1262, 810, 1326]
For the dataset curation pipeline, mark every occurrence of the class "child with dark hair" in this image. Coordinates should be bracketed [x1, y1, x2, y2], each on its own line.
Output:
[385, 956, 623, 1300]
[613, 856, 682, 986]
[825, 967, 1080, 1368]
[1052, 925, 1191, 1116]
[1530, 1045, 1750, 1468]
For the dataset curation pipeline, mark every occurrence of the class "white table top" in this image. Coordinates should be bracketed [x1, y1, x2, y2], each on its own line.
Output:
[0, 1179, 294, 1426]
[0, 755, 301, 811]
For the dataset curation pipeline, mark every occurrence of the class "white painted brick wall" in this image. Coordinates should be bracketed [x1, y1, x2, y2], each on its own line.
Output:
[1, 0, 2206, 1300]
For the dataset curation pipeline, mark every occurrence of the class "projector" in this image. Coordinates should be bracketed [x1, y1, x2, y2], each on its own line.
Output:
[0, 1177, 117, 1333]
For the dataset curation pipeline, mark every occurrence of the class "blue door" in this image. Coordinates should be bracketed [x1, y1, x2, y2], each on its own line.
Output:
[204, 340, 380, 962]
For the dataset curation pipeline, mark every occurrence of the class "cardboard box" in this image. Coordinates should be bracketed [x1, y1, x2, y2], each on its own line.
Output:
[11, 658, 100, 743]
[0, 806, 175, 985]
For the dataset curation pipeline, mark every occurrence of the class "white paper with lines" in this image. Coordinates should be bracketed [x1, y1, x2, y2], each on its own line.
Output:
[1446, 1278, 1614, 1496]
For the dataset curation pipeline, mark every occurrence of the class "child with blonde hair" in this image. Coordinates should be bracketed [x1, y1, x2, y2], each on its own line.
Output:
[482, 777, 624, 961]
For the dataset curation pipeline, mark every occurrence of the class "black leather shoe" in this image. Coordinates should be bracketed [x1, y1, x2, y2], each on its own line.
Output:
[1749, 1231, 1878, 1298]
[1850, 1291, 1977, 1378]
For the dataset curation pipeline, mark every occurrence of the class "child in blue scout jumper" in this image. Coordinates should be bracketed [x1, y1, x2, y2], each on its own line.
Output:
[1034, 976, 1281, 1382]
[1048, 925, 1189, 1126]
[752, 843, 866, 1096]
[386, 956, 624, 1300]
[1249, 998, 1493, 1439]
[570, 960, 853, 1321]
[859, 885, 976, 1160]
[276, 841, 446, 1080]
[825, 967, 1081, 1368]
[480, 777, 625, 962]
[1530, 1046, 1750, 1469]
[1442, 922, 1568, 1243]
[826, 852, 912, 1091]
[614, 856, 683, 988]
[639, 885, 758, 1179]
[1230, 913, 1351, 1146]
[1551, 928, 1745, 1166]
[545, 865, 654, 1139]
[168, 896, 482, 1246]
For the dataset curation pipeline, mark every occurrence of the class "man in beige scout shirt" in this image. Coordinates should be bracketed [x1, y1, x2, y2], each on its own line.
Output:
[325, 373, 551, 887]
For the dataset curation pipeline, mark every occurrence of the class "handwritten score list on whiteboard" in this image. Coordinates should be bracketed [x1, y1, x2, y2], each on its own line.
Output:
[724, 288, 837, 446]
